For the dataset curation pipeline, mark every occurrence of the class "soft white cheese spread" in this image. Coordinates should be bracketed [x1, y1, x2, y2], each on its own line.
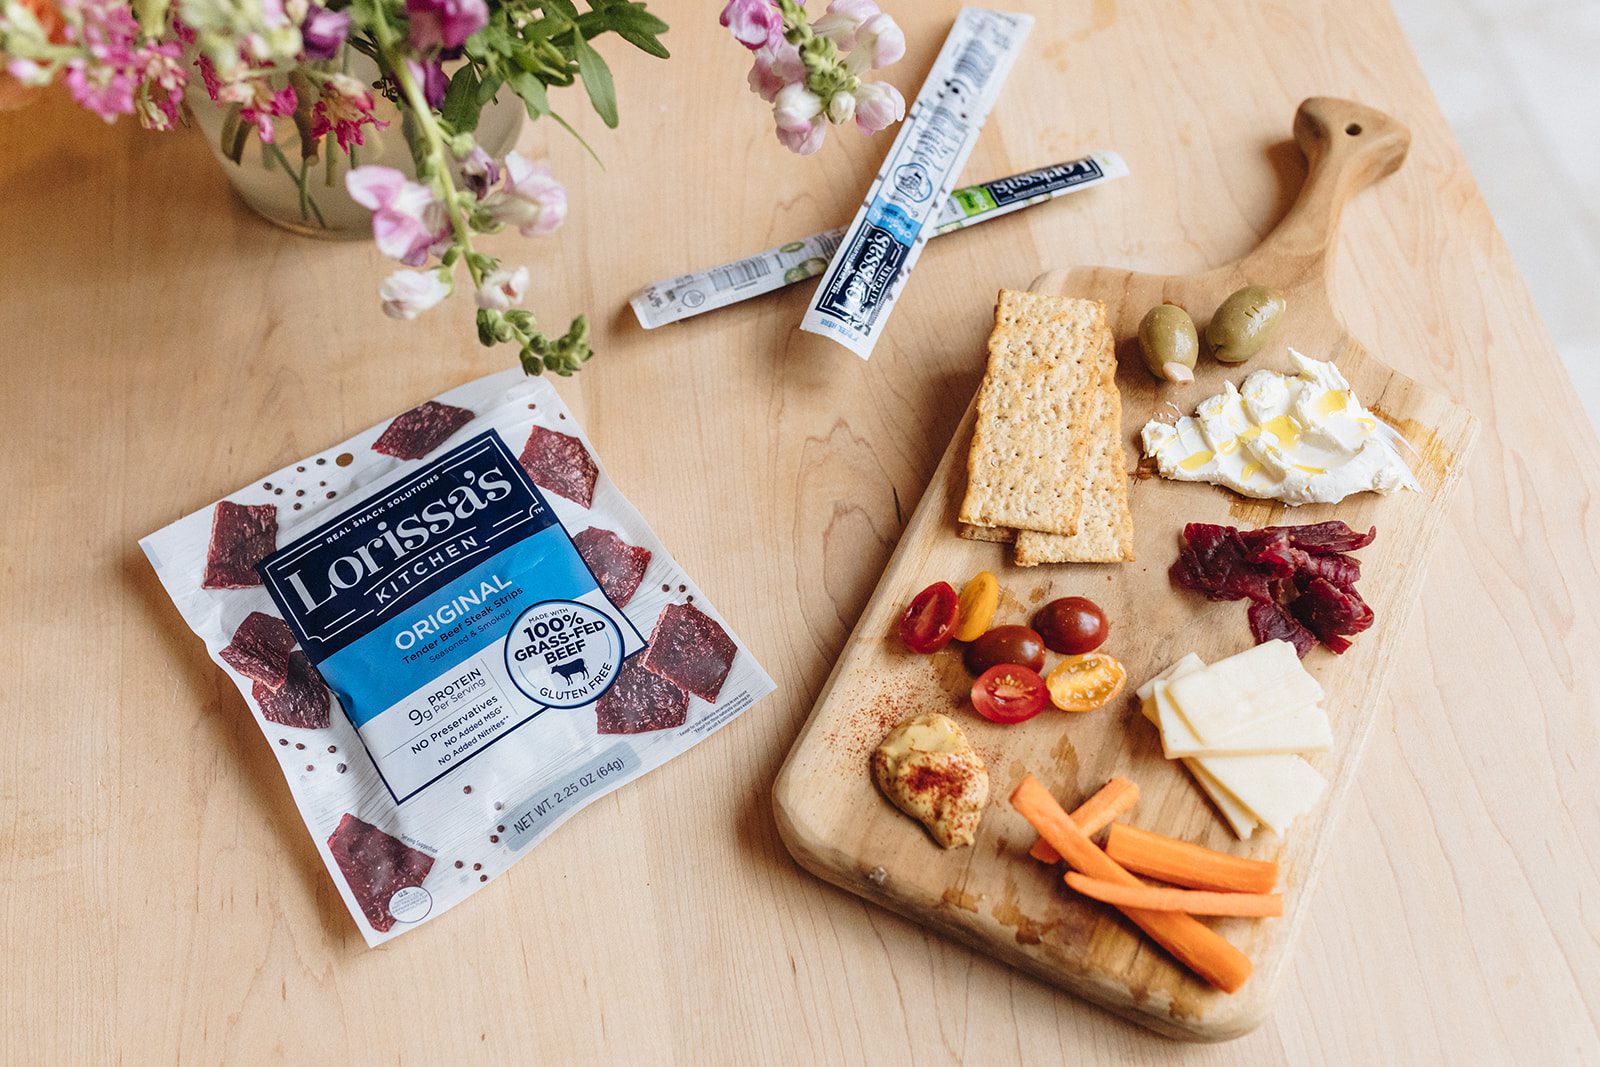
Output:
[1140, 351, 1419, 505]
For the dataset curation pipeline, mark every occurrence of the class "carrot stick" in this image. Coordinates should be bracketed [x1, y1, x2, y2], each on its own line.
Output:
[1010, 774, 1252, 993]
[1105, 823, 1278, 895]
[1064, 873, 1283, 917]
[1028, 777, 1140, 863]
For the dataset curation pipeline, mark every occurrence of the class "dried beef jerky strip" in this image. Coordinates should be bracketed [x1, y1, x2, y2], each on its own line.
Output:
[371, 400, 475, 461]
[518, 426, 598, 508]
[326, 814, 435, 933]
[220, 611, 296, 690]
[596, 658, 689, 734]
[573, 528, 651, 607]
[254, 651, 331, 729]
[201, 501, 277, 589]
[641, 602, 737, 703]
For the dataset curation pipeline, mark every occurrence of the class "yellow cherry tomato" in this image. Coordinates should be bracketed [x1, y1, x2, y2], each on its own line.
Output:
[952, 571, 1000, 642]
[1046, 653, 1128, 712]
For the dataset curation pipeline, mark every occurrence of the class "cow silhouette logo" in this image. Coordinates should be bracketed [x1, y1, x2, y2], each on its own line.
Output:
[504, 599, 626, 708]
[551, 658, 588, 684]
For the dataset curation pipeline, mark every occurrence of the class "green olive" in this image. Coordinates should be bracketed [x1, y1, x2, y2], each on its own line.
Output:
[1206, 285, 1287, 364]
[1138, 304, 1198, 383]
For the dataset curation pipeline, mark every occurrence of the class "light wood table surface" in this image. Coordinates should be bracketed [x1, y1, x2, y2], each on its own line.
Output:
[3, 1, 1597, 1061]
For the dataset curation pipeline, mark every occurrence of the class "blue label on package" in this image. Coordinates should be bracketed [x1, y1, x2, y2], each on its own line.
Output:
[258, 430, 644, 803]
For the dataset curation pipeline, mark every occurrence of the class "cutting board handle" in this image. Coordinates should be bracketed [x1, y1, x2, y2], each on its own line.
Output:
[1242, 98, 1411, 277]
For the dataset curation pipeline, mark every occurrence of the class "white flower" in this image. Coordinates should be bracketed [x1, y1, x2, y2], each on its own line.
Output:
[773, 82, 823, 132]
[850, 12, 905, 71]
[475, 266, 529, 311]
[486, 153, 567, 238]
[379, 270, 450, 320]
[827, 89, 856, 125]
[853, 80, 905, 134]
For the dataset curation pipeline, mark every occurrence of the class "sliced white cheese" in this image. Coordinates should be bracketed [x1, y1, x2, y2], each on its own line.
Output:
[1134, 652, 1204, 702]
[1165, 640, 1324, 744]
[1186, 760, 1260, 840]
[1158, 698, 1332, 758]
[1138, 657, 1259, 839]
[1194, 753, 1327, 836]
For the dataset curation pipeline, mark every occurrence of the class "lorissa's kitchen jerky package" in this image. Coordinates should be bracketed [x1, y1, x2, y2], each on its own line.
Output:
[142, 370, 774, 945]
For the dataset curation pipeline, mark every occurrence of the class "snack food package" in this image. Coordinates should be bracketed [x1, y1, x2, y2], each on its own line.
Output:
[799, 7, 1034, 359]
[141, 370, 775, 945]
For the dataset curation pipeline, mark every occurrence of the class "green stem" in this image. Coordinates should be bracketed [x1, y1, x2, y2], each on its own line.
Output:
[381, 42, 487, 290]
[264, 141, 328, 228]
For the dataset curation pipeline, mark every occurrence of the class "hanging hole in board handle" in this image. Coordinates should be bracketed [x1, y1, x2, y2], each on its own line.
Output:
[1345, 123, 1363, 135]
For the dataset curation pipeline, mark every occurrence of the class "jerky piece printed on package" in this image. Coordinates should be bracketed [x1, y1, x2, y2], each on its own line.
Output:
[371, 400, 475, 460]
[253, 650, 331, 729]
[595, 657, 689, 734]
[201, 500, 277, 589]
[518, 426, 598, 508]
[326, 813, 435, 933]
[641, 602, 737, 703]
[573, 527, 652, 607]
[220, 611, 296, 690]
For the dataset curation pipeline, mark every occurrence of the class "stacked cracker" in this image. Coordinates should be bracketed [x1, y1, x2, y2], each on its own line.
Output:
[958, 290, 1134, 565]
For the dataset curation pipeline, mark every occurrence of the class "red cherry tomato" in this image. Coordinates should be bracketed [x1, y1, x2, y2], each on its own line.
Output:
[971, 664, 1049, 724]
[898, 581, 959, 653]
[1032, 596, 1109, 655]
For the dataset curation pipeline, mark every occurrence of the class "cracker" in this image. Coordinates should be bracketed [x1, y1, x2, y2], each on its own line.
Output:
[1014, 368, 1135, 566]
[957, 523, 1015, 543]
[958, 290, 1110, 537]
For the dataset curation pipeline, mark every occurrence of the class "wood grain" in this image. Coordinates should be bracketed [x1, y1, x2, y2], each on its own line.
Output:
[774, 97, 1478, 1041]
[3, 1, 1599, 1062]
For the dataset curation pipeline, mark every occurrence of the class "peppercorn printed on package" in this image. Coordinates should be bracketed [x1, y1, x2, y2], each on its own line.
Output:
[141, 370, 775, 945]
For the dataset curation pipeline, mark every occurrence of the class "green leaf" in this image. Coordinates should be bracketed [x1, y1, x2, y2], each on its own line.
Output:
[509, 71, 550, 117]
[544, 0, 580, 17]
[475, 72, 503, 106]
[616, 28, 668, 59]
[132, 0, 170, 36]
[440, 65, 481, 130]
[219, 104, 251, 165]
[571, 35, 617, 128]
[547, 108, 604, 167]
[607, 3, 668, 35]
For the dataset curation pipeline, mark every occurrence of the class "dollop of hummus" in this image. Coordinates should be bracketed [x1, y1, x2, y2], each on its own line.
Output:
[870, 713, 989, 849]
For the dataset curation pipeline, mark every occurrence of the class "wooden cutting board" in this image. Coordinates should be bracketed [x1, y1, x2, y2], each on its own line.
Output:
[772, 98, 1480, 1041]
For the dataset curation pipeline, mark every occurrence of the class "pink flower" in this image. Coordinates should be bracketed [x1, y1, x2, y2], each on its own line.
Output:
[811, 0, 878, 49]
[196, 54, 221, 100]
[309, 73, 386, 151]
[404, 57, 447, 108]
[776, 116, 826, 155]
[772, 81, 822, 133]
[346, 165, 450, 266]
[853, 80, 903, 134]
[456, 146, 500, 198]
[133, 43, 186, 131]
[59, 0, 142, 121]
[299, 4, 349, 60]
[487, 153, 566, 238]
[849, 12, 904, 71]
[475, 266, 529, 311]
[405, 0, 487, 51]
[236, 84, 297, 143]
[379, 270, 450, 320]
[719, 0, 780, 50]
[746, 37, 803, 102]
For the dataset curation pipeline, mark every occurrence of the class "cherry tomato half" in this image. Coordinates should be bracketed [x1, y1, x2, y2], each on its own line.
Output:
[1046, 653, 1127, 712]
[964, 624, 1046, 675]
[1032, 597, 1109, 655]
[971, 664, 1050, 724]
[898, 581, 959, 653]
